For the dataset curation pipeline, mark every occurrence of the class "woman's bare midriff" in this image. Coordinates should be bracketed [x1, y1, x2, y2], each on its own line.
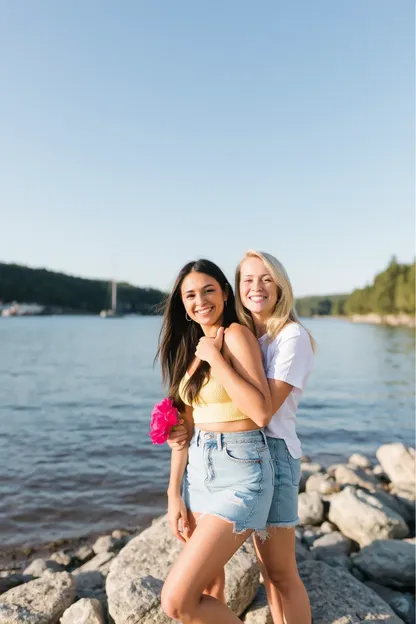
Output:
[194, 419, 261, 433]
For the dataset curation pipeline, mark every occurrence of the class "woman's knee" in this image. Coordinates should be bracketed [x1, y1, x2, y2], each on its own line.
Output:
[161, 583, 193, 620]
[266, 565, 300, 594]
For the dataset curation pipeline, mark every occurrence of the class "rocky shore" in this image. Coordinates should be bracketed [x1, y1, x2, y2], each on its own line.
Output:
[351, 313, 416, 328]
[1, 442, 414, 624]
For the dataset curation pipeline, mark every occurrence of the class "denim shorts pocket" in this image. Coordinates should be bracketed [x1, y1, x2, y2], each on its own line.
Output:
[285, 447, 301, 486]
[224, 443, 261, 464]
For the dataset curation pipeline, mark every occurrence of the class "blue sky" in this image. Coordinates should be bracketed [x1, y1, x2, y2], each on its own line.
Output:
[0, 1, 414, 295]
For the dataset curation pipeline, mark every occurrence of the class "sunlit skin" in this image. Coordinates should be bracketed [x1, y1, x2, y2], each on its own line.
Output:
[181, 271, 227, 337]
[239, 257, 278, 336]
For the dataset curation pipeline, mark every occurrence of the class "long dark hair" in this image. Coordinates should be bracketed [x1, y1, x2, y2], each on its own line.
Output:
[155, 259, 238, 411]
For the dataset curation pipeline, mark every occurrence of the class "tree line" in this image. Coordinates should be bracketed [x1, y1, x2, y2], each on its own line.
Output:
[0, 263, 165, 314]
[1, 258, 414, 317]
[295, 258, 415, 317]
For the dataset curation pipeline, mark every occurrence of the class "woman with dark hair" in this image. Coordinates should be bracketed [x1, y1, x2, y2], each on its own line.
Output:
[156, 259, 274, 624]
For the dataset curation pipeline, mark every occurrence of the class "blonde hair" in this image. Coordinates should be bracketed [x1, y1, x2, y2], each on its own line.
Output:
[235, 250, 316, 351]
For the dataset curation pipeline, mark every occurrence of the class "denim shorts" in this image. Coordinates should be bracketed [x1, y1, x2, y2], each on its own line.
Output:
[267, 437, 300, 528]
[183, 428, 274, 534]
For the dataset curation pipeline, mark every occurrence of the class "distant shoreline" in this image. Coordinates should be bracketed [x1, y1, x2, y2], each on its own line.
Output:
[350, 313, 416, 328]
[1, 313, 415, 327]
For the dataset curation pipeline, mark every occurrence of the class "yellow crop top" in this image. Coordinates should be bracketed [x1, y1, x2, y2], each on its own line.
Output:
[178, 372, 248, 424]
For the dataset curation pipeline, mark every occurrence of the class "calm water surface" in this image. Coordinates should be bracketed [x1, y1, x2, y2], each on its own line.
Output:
[0, 316, 414, 547]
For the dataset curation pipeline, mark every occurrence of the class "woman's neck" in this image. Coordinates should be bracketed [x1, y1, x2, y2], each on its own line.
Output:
[251, 314, 268, 338]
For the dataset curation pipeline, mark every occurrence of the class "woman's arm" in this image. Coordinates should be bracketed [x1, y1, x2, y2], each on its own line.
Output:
[196, 325, 272, 427]
[268, 379, 293, 414]
[166, 405, 193, 541]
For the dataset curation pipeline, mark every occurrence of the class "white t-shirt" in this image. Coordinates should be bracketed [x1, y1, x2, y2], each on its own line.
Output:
[258, 322, 314, 459]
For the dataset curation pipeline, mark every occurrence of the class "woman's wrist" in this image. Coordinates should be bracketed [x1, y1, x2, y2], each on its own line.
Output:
[167, 487, 181, 498]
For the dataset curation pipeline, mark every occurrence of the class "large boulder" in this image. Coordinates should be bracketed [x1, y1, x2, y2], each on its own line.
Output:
[376, 443, 415, 488]
[0, 574, 33, 596]
[106, 515, 260, 624]
[328, 486, 409, 547]
[298, 560, 403, 623]
[0, 571, 75, 624]
[242, 585, 272, 624]
[352, 539, 415, 590]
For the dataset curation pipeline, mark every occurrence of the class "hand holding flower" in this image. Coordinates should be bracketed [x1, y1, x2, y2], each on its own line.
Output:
[149, 398, 179, 444]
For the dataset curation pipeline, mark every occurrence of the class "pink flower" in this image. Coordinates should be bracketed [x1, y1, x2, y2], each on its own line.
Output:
[149, 397, 179, 445]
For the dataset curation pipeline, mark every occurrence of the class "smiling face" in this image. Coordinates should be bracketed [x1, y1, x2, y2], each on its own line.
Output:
[181, 271, 227, 329]
[239, 256, 278, 319]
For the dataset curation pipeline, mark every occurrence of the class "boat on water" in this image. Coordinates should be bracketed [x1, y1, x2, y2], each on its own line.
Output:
[99, 280, 123, 318]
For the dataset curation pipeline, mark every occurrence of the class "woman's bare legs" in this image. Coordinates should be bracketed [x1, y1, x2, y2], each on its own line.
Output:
[187, 512, 225, 603]
[254, 527, 311, 624]
[161, 514, 250, 623]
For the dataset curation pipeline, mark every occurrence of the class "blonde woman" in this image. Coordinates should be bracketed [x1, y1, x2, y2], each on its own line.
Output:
[169, 250, 315, 624]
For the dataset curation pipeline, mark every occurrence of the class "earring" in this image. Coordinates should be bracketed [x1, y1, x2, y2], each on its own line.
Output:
[224, 300, 228, 307]
[185, 313, 192, 322]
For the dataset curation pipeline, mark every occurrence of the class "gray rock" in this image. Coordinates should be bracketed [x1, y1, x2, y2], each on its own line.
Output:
[50, 552, 72, 568]
[106, 514, 260, 624]
[60, 598, 104, 624]
[311, 532, 352, 559]
[352, 539, 415, 589]
[74, 572, 108, 624]
[74, 547, 94, 563]
[365, 582, 415, 624]
[298, 560, 403, 623]
[389, 485, 416, 523]
[321, 555, 352, 570]
[349, 453, 372, 469]
[92, 536, 122, 555]
[74, 553, 115, 577]
[301, 462, 323, 475]
[373, 464, 389, 480]
[111, 530, 131, 542]
[334, 464, 380, 491]
[0, 574, 33, 596]
[371, 489, 414, 525]
[377, 443, 415, 489]
[298, 492, 324, 526]
[350, 566, 365, 582]
[295, 540, 314, 562]
[302, 527, 323, 548]
[243, 584, 272, 624]
[320, 521, 337, 534]
[23, 559, 62, 577]
[300, 462, 323, 492]
[328, 486, 409, 547]
[75, 570, 105, 597]
[305, 473, 340, 495]
[0, 571, 76, 624]
[327, 463, 345, 477]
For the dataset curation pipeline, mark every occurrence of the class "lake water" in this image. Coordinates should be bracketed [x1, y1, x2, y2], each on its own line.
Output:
[0, 316, 414, 547]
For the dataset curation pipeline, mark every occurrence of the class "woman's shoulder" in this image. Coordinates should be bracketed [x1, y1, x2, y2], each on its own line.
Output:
[223, 323, 257, 348]
[273, 322, 311, 348]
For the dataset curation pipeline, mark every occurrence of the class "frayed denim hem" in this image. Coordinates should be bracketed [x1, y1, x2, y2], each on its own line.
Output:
[196, 512, 270, 542]
[266, 517, 299, 529]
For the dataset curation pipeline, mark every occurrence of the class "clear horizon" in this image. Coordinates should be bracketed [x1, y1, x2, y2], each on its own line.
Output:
[1, 1, 414, 296]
